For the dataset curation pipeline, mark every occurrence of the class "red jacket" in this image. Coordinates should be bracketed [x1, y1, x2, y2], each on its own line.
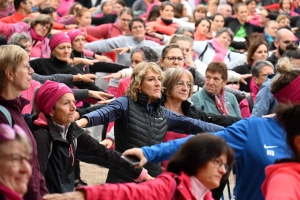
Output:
[147, 18, 178, 36]
[0, 12, 26, 23]
[261, 162, 300, 200]
[77, 172, 213, 200]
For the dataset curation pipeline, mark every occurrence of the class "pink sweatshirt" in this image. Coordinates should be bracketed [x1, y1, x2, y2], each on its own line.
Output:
[56, 0, 74, 17]
[21, 80, 41, 114]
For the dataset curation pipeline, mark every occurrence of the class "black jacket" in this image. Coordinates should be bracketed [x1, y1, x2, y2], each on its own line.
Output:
[231, 64, 252, 92]
[33, 117, 142, 193]
[267, 53, 279, 72]
[29, 58, 105, 92]
[165, 100, 241, 127]
[224, 17, 264, 50]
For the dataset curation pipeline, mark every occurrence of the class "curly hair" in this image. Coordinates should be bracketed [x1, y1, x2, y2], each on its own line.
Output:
[131, 46, 159, 64]
[126, 62, 163, 102]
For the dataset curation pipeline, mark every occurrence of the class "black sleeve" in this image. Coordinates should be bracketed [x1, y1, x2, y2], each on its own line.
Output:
[230, 41, 246, 50]
[33, 128, 52, 177]
[267, 13, 278, 20]
[91, 14, 118, 25]
[252, 24, 264, 33]
[89, 62, 129, 73]
[72, 67, 106, 91]
[76, 104, 106, 118]
[76, 132, 143, 179]
[189, 106, 241, 127]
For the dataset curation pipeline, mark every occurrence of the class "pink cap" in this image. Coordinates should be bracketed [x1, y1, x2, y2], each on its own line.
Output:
[49, 32, 71, 51]
[36, 80, 74, 115]
[67, 29, 85, 43]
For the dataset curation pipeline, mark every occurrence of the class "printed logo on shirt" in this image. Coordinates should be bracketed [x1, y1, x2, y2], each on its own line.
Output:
[266, 149, 275, 156]
[264, 144, 278, 149]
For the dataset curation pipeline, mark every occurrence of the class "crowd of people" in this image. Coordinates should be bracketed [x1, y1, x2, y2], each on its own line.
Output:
[0, 0, 300, 199]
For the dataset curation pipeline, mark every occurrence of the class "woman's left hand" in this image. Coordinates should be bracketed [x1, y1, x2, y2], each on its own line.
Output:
[43, 191, 85, 200]
[88, 90, 114, 101]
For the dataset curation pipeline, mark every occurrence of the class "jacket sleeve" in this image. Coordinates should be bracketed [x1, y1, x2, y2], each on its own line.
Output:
[239, 98, 250, 118]
[32, 73, 73, 85]
[76, 131, 143, 180]
[230, 94, 242, 118]
[89, 62, 129, 73]
[193, 68, 205, 87]
[77, 173, 175, 200]
[84, 36, 125, 53]
[83, 97, 128, 127]
[152, 24, 177, 36]
[120, 68, 133, 78]
[251, 82, 275, 117]
[164, 107, 224, 134]
[142, 136, 194, 163]
[192, 107, 241, 127]
[76, 104, 105, 118]
[0, 21, 14, 36]
[33, 129, 52, 177]
[91, 14, 117, 26]
[230, 41, 247, 50]
[58, 15, 76, 25]
[228, 70, 241, 82]
[84, 24, 110, 39]
[224, 87, 246, 102]
[72, 89, 89, 100]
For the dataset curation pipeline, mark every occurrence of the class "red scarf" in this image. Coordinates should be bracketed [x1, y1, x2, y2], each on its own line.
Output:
[215, 89, 229, 115]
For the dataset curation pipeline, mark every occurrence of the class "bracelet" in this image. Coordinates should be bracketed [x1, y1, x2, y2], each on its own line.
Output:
[78, 73, 82, 81]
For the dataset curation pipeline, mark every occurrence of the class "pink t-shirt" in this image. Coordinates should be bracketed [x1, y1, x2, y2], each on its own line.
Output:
[21, 80, 41, 114]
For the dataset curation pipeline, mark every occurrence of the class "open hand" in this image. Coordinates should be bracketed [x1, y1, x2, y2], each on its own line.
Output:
[102, 72, 122, 79]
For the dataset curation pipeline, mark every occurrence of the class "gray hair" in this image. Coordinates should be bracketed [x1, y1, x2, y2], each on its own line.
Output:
[266, 20, 278, 28]
[9, 32, 32, 44]
[175, 27, 195, 35]
[215, 27, 234, 42]
[251, 60, 274, 77]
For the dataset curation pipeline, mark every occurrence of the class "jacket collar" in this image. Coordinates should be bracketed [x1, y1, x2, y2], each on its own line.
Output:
[46, 116, 84, 143]
[0, 95, 30, 113]
[136, 92, 162, 113]
[162, 95, 191, 116]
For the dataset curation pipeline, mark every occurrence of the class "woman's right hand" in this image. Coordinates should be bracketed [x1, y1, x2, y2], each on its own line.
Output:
[112, 47, 130, 55]
[43, 191, 85, 200]
[123, 148, 148, 168]
[102, 72, 122, 79]
[76, 118, 88, 128]
[80, 74, 97, 83]
[100, 139, 114, 148]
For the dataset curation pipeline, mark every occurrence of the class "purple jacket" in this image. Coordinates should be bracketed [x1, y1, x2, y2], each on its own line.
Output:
[0, 96, 48, 200]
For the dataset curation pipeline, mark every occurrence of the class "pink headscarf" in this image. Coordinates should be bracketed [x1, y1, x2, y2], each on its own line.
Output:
[67, 29, 84, 43]
[274, 76, 300, 104]
[49, 32, 71, 51]
[36, 80, 73, 115]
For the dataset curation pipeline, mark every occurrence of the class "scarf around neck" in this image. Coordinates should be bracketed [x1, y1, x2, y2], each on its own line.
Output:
[211, 38, 228, 62]
[215, 88, 229, 115]
[29, 28, 51, 58]
[161, 18, 173, 25]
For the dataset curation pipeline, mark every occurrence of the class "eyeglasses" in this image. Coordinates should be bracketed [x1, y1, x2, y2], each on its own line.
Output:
[0, 153, 33, 167]
[212, 157, 229, 172]
[163, 56, 185, 62]
[39, 23, 51, 30]
[25, 63, 31, 71]
[177, 81, 192, 89]
[0, 124, 27, 141]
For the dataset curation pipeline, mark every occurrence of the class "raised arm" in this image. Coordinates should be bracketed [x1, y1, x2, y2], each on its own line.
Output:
[164, 107, 224, 134]
[81, 97, 128, 127]
[85, 36, 126, 53]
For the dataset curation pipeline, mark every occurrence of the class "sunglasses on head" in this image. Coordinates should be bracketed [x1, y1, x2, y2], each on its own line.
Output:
[0, 124, 27, 141]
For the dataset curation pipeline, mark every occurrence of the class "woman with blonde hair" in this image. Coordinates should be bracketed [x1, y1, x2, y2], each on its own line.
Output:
[0, 45, 48, 200]
[76, 62, 223, 183]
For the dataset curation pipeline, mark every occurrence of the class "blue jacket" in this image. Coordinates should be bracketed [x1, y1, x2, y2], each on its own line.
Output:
[142, 117, 291, 200]
[252, 77, 278, 117]
[83, 96, 223, 134]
